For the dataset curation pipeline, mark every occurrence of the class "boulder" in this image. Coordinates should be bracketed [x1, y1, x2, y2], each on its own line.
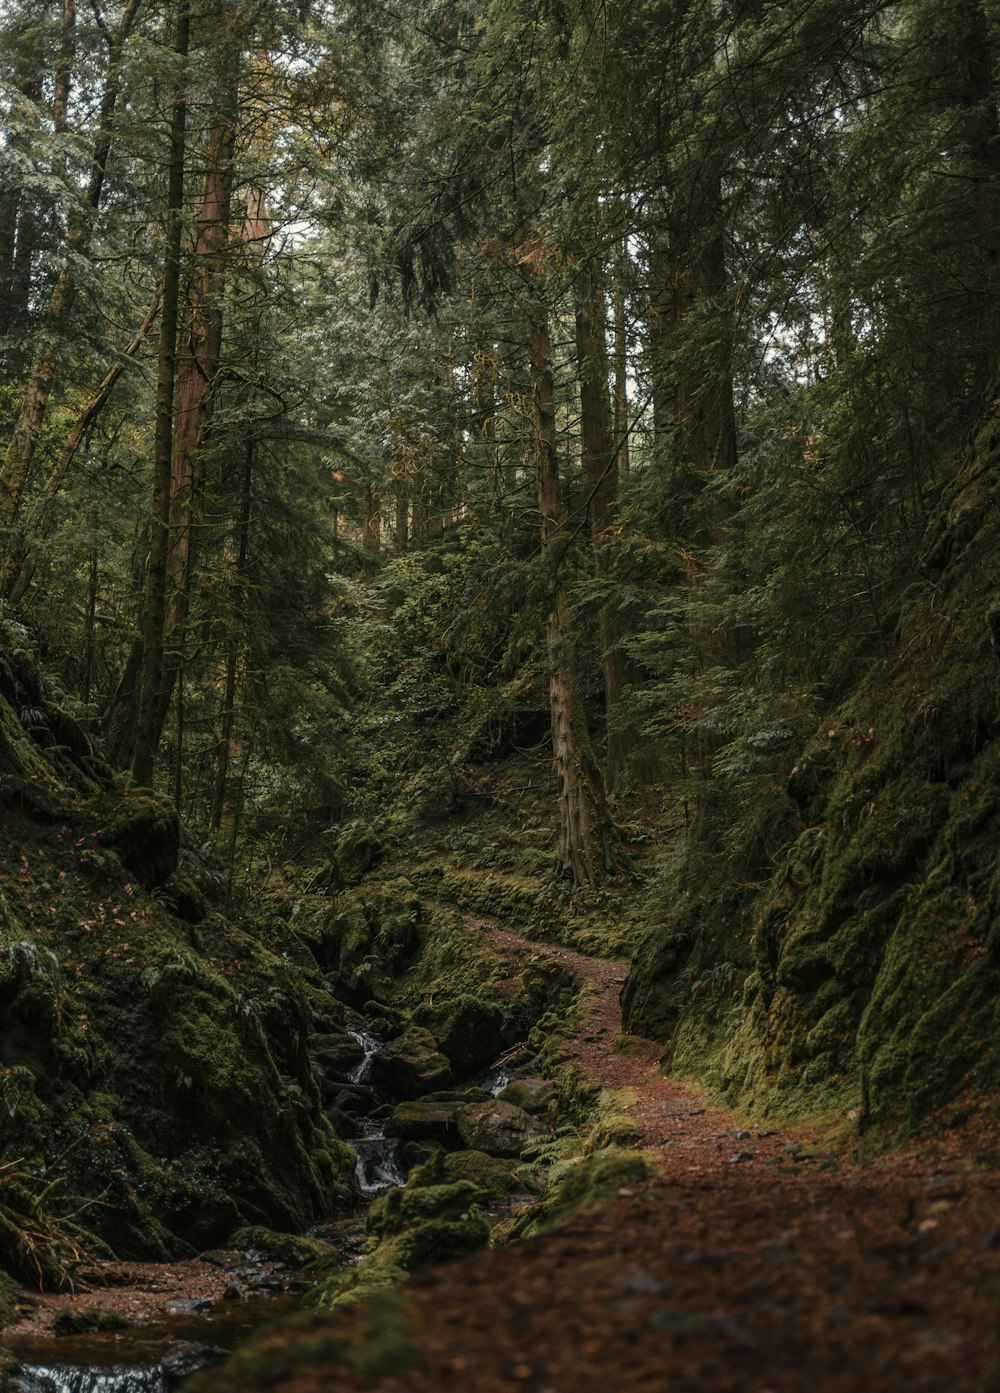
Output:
[419, 994, 505, 1074]
[371, 1026, 452, 1099]
[498, 1077, 556, 1115]
[456, 1100, 547, 1158]
[384, 1098, 464, 1147]
[311, 1031, 367, 1079]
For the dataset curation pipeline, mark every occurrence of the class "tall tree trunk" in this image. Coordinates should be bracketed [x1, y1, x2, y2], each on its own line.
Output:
[211, 445, 252, 831]
[528, 289, 617, 887]
[612, 239, 631, 479]
[131, 0, 191, 788]
[575, 258, 636, 790]
[363, 484, 382, 552]
[155, 46, 240, 742]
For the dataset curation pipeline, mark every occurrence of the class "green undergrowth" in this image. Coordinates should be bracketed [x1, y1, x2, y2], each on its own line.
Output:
[0, 629, 355, 1289]
[623, 414, 1000, 1138]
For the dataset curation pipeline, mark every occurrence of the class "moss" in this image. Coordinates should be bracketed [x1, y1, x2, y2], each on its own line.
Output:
[622, 422, 1000, 1135]
[320, 1205, 490, 1309]
[499, 1146, 650, 1241]
[52, 1306, 129, 1335]
[229, 1226, 339, 1270]
[366, 1180, 482, 1241]
[415, 1148, 530, 1198]
[91, 789, 180, 891]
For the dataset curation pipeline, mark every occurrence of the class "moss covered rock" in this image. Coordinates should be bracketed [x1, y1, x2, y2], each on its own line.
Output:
[371, 1027, 453, 1099]
[456, 1099, 546, 1157]
[384, 1098, 464, 1147]
[499, 1077, 555, 1115]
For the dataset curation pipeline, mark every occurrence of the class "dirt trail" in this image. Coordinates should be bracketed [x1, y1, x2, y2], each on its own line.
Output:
[473, 915, 817, 1176]
[214, 910, 1000, 1393]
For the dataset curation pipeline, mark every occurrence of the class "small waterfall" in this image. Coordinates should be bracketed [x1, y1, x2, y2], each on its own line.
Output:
[475, 1064, 515, 1097]
[15, 1368, 167, 1393]
[346, 1030, 381, 1085]
[347, 1121, 407, 1196]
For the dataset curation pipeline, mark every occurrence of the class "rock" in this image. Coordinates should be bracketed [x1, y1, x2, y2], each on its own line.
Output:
[165, 1297, 214, 1315]
[499, 1077, 556, 1115]
[52, 1306, 129, 1335]
[366, 1179, 483, 1241]
[419, 995, 505, 1073]
[311, 1031, 367, 1078]
[384, 1097, 465, 1147]
[94, 789, 179, 890]
[411, 1148, 531, 1199]
[229, 1226, 338, 1269]
[161, 1340, 229, 1379]
[456, 1100, 547, 1158]
[371, 1026, 453, 1099]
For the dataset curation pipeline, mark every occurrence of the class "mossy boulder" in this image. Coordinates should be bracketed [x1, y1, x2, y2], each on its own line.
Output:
[371, 1026, 453, 1099]
[229, 1226, 339, 1269]
[499, 1077, 555, 1115]
[418, 994, 505, 1074]
[321, 1184, 490, 1310]
[456, 1099, 547, 1157]
[384, 1098, 464, 1147]
[366, 1179, 481, 1242]
[311, 1031, 367, 1080]
[410, 1148, 530, 1199]
[93, 790, 180, 891]
[503, 1146, 650, 1241]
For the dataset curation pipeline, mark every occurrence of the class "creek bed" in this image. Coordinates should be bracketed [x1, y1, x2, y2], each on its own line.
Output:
[3, 1293, 301, 1392]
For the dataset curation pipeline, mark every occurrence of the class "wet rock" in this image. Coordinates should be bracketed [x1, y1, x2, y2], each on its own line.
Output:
[164, 1297, 214, 1315]
[456, 1100, 547, 1158]
[371, 1026, 453, 1099]
[384, 1097, 465, 1147]
[311, 1031, 367, 1078]
[161, 1339, 229, 1379]
[498, 1077, 556, 1115]
[229, 1226, 338, 1269]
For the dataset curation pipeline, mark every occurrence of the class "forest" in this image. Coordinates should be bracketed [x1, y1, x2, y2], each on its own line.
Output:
[1, 1, 1000, 1390]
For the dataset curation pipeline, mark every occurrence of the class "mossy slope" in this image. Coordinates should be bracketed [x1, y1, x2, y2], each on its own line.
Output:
[623, 415, 1000, 1132]
[0, 624, 353, 1282]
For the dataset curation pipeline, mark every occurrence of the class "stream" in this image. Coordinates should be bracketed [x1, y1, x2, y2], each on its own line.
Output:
[5, 1030, 526, 1393]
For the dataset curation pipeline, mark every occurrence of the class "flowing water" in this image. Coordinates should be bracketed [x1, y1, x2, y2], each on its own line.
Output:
[6, 1296, 300, 1393]
[346, 1120, 408, 1196]
[345, 1030, 381, 1086]
[15, 1366, 168, 1393]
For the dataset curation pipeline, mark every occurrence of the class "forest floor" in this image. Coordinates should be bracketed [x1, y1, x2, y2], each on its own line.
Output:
[199, 911, 1000, 1393]
[8, 914, 1000, 1392]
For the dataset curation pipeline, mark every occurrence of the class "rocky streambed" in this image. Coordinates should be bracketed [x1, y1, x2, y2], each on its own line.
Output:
[2, 997, 569, 1392]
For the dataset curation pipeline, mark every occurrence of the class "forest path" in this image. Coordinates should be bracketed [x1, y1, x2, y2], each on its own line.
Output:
[464, 911, 814, 1176]
[201, 904, 1000, 1393]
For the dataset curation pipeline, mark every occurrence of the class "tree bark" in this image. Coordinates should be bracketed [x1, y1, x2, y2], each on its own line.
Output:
[211, 445, 252, 831]
[527, 287, 617, 887]
[575, 258, 636, 790]
[131, 0, 191, 788]
[154, 44, 240, 743]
